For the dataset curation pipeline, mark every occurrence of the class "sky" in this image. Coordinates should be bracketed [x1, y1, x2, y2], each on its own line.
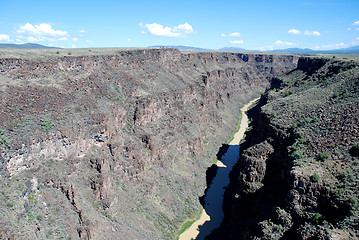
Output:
[0, 0, 358, 50]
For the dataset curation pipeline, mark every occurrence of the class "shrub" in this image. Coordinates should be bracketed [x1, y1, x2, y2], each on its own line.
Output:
[316, 152, 329, 162]
[312, 213, 322, 223]
[28, 211, 35, 221]
[311, 173, 320, 182]
[41, 117, 54, 131]
[291, 150, 303, 159]
[0, 129, 10, 148]
[333, 92, 339, 98]
[348, 197, 358, 209]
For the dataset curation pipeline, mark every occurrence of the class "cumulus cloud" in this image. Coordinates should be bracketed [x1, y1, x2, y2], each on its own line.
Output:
[288, 29, 301, 35]
[229, 40, 244, 44]
[304, 30, 320, 36]
[79, 29, 86, 37]
[288, 28, 320, 36]
[16, 23, 68, 42]
[354, 20, 359, 26]
[228, 32, 241, 37]
[72, 37, 78, 41]
[275, 40, 295, 46]
[221, 32, 241, 37]
[0, 34, 11, 42]
[142, 22, 195, 38]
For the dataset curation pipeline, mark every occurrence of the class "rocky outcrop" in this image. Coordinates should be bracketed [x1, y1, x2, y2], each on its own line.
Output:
[0, 48, 298, 239]
[209, 57, 359, 240]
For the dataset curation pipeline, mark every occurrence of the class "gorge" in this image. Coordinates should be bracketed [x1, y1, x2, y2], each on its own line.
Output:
[0, 48, 357, 240]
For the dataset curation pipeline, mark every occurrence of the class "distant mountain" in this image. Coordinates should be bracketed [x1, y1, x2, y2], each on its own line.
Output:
[0, 43, 59, 49]
[269, 48, 317, 54]
[323, 45, 359, 54]
[219, 47, 247, 51]
[150, 45, 210, 51]
[269, 46, 359, 54]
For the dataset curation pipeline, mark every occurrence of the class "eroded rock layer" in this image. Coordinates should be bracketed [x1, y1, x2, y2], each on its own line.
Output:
[209, 57, 359, 240]
[0, 48, 297, 239]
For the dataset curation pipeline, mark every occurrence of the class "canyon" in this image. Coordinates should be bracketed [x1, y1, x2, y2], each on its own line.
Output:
[0, 48, 357, 240]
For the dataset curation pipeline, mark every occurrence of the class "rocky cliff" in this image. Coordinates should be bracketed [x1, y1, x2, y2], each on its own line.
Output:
[209, 57, 359, 239]
[0, 48, 297, 239]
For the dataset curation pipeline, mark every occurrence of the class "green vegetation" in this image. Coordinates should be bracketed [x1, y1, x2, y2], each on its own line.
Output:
[348, 197, 358, 209]
[311, 173, 320, 182]
[28, 211, 35, 221]
[316, 152, 329, 162]
[40, 117, 54, 131]
[312, 212, 322, 223]
[227, 115, 242, 144]
[176, 211, 201, 240]
[0, 129, 10, 148]
[338, 172, 353, 181]
[291, 150, 303, 159]
[333, 92, 339, 98]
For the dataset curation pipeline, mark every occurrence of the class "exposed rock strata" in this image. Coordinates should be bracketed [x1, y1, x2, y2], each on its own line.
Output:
[209, 57, 359, 240]
[0, 48, 297, 239]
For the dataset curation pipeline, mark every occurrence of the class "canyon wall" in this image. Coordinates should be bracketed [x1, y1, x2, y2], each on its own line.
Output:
[0, 49, 297, 239]
[209, 57, 359, 240]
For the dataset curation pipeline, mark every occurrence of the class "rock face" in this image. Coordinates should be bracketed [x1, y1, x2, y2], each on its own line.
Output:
[209, 57, 359, 239]
[0, 48, 297, 239]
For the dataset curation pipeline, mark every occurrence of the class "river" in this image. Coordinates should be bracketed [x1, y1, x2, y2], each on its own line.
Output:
[179, 98, 259, 240]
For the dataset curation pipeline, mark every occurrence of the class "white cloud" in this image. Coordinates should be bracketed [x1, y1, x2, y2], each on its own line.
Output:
[228, 32, 241, 37]
[319, 42, 346, 50]
[16, 23, 68, 42]
[85, 40, 92, 43]
[142, 22, 195, 38]
[288, 29, 301, 35]
[0, 34, 11, 42]
[79, 29, 86, 37]
[229, 40, 244, 44]
[288, 28, 320, 36]
[354, 20, 359, 26]
[275, 40, 295, 46]
[221, 32, 241, 37]
[72, 37, 78, 41]
[27, 36, 41, 42]
[304, 30, 320, 36]
[127, 38, 132, 41]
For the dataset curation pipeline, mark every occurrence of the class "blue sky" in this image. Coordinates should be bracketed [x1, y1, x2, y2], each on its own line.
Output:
[0, 0, 358, 50]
